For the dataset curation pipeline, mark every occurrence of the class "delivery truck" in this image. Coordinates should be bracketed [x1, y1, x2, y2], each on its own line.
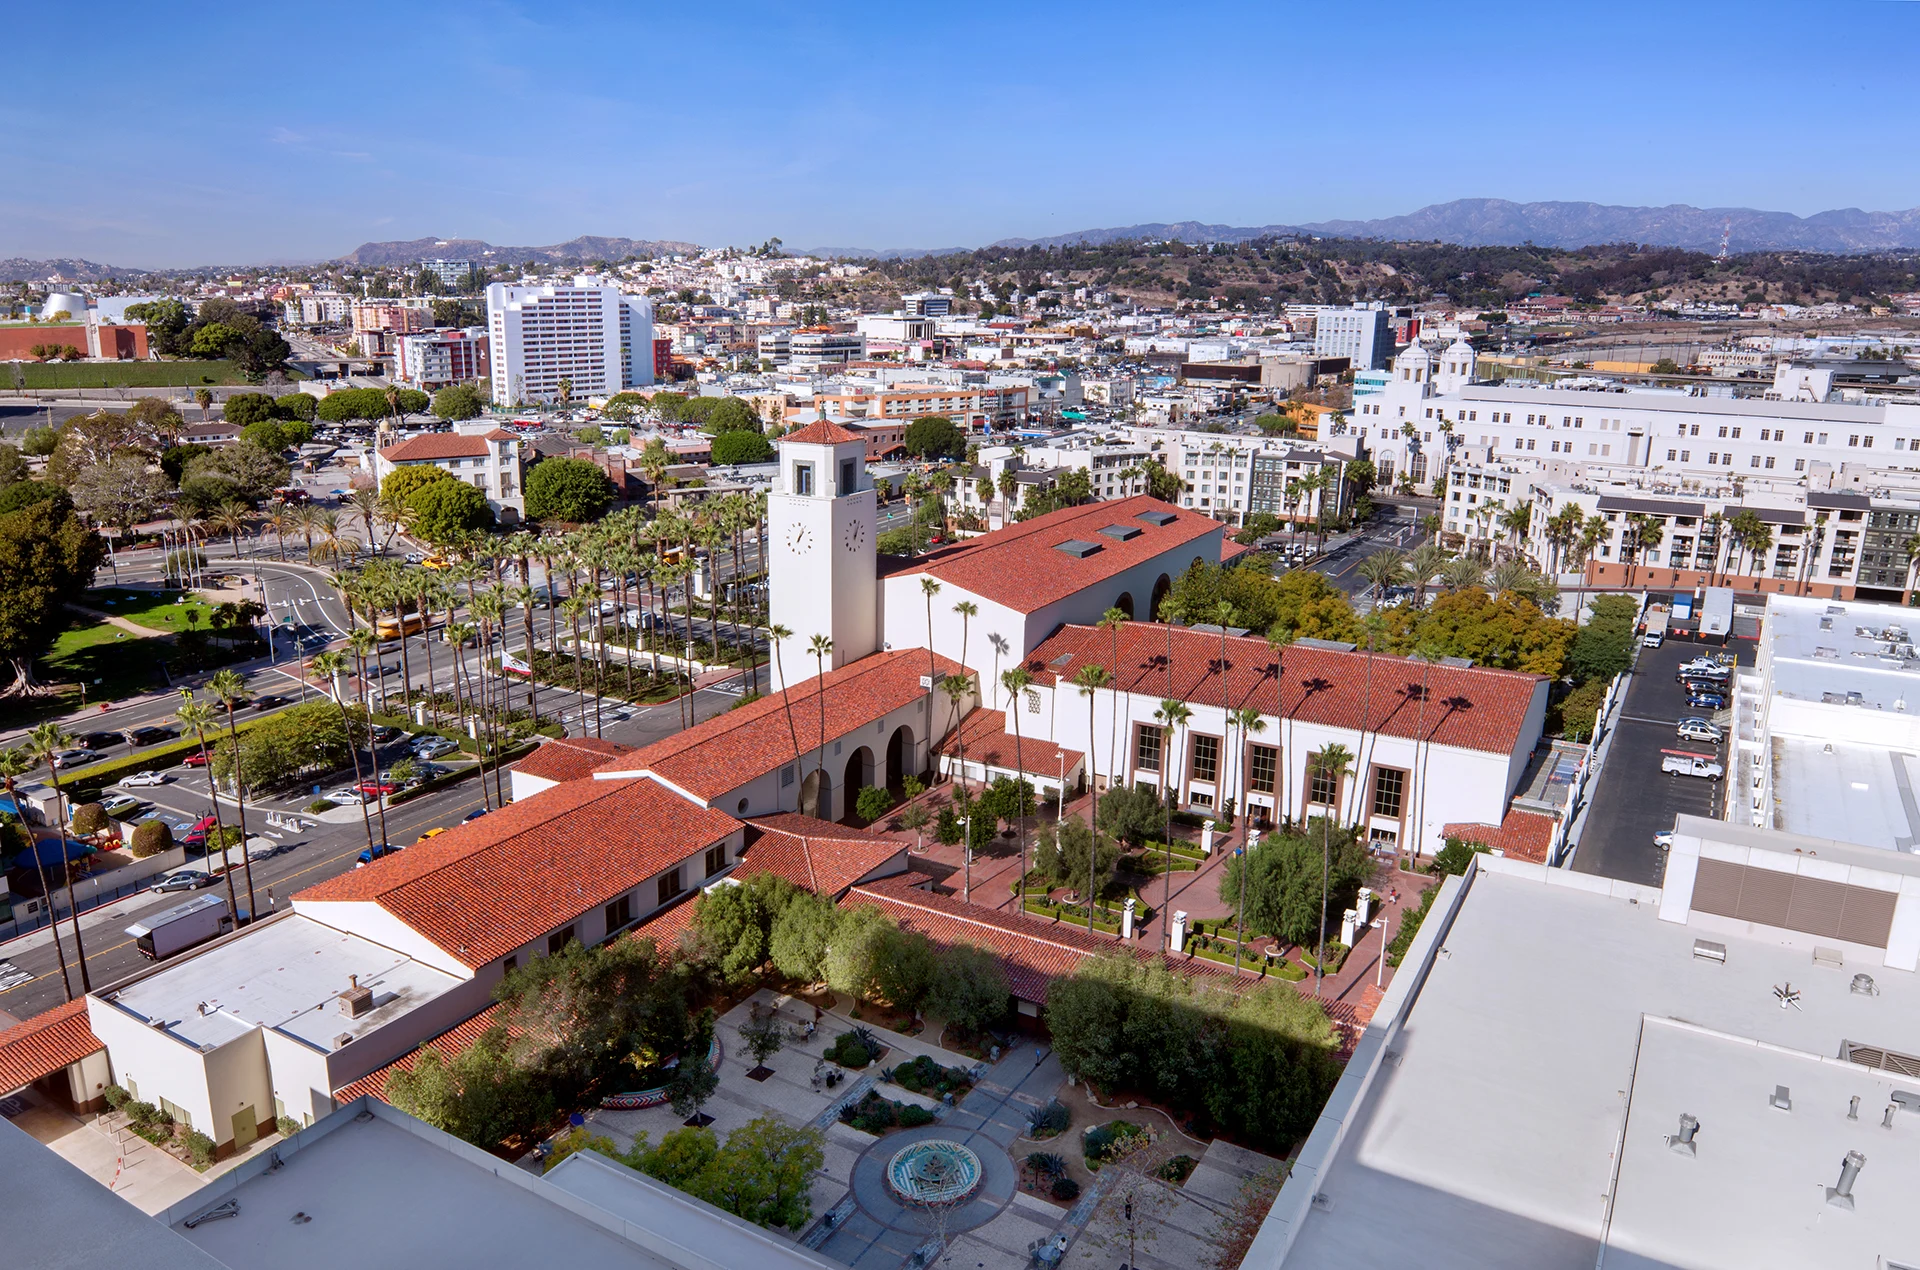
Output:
[1643, 604, 1669, 648]
[126, 894, 234, 960]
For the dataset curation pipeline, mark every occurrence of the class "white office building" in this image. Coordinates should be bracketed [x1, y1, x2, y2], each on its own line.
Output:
[1312, 302, 1396, 370]
[486, 276, 654, 406]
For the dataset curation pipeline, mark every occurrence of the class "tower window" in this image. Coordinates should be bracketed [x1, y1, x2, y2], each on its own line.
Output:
[793, 463, 814, 496]
[840, 458, 856, 491]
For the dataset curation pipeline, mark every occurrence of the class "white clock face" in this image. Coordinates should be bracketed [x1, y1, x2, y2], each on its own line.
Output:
[786, 523, 813, 555]
[843, 520, 867, 553]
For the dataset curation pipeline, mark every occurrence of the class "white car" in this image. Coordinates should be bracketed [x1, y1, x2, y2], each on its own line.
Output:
[1654, 830, 1675, 851]
[412, 737, 459, 759]
[118, 770, 169, 788]
[324, 787, 370, 805]
[99, 794, 143, 817]
[1676, 718, 1722, 743]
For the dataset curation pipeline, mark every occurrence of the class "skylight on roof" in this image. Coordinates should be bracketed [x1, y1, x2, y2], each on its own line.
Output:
[1099, 524, 1142, 542]
[1055, 539, 1101, 558]
[1136, 510, 1176, 526]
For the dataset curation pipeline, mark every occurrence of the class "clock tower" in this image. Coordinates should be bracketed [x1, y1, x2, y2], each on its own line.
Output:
[768, 421, 877, 685]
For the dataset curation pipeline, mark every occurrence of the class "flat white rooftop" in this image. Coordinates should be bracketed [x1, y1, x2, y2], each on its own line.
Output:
[1279, 864, 1920, 1269]
[1773, 736, 1920, 850]
[103, 914, 462, 1052]
[1763, 594, 1920, 714]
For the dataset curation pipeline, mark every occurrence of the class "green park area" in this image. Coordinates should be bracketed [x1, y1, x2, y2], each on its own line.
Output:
[88, 587, 217, 634]
[10, 360, 254, 390]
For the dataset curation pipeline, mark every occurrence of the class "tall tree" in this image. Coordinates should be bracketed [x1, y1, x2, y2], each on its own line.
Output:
[1071, 663, 1111, 933]
[0, 746, 70, 999]
[208, 669, 259, 916]
[1306, 743, 1353, 996]
[26, 724, 89, 992]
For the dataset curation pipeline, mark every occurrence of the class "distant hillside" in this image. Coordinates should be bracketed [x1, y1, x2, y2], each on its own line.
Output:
[0, 257, 141, 283]
[339, 235, 702, 267]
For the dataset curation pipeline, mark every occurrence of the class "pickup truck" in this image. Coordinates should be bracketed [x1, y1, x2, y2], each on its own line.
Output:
[1662, 754, 1724, 779]
[1642, 605, 1669, 648]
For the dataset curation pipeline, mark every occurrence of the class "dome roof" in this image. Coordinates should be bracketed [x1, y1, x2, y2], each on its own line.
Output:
[1395, 340, 1433, 365]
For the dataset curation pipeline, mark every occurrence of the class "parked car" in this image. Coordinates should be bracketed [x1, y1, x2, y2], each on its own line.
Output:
[252, 694, 294, 711]
[370, 726, 405, 744]
[1676, 718, 1723, 743]
[368, 663, 400, 677]
[412, 737, 459, 759]
[356, 842, 404, 866]
[118, 770, 169, 788]
[51, 749, 98, 769]
[181, 815, 221, 848]
[357, 779, 399, 796]
[100, 794, 143, 818]
[1663, 753, 1724, 779]
[1687, 690, 1727, 710]
[1679, 661, 1730, 680]
[1654, 829, 1675, 851]
[324, 787, 370, 805]
[152, 870, 218, 893]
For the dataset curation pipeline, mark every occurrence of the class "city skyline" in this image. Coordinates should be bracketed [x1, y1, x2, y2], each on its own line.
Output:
[9, 0, 1920, 267]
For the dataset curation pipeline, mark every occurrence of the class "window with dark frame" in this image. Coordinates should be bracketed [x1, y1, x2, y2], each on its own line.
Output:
[1190, 735, 1219, 784]
[547, 926, 575, 956]
[604, 895, 632, 933]
[705, 843, 727, 876]
[1371, 768, 1405, 819]
[794, 463, 814, 496]
[1309, 763, 1339, 807]
[657, 868, 685, 906]
[1135, 724, 1162, 773]
[1249, 744, 1277, 794]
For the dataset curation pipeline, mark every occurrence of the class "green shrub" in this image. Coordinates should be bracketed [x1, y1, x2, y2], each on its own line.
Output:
[1025, 1150, 1067, 1179]
[829, 1030, 877, 1069]
[1387, 885, 1441, 967]
[103, 1084, 131, 1111]
[1159, 1154, 1198, 1184]
[275, 1115, 301, 1138]
[183, 1130, 216, 1167]
[899, 1104, 935, 1128]
[306, 799, 337, 813]
[854, 784, 895, 823]
[130, 819, 173, 858]
[69, 801, 109, 835]
[1028, 1100, 1069, 1138]
[1051, 1177, 1080, 1201]
[125, 1099, 159, 1129]
[1553, 678, 1609, 741]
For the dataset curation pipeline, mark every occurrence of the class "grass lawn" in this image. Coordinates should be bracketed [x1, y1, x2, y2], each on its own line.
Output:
[12, 360, 250, 389]
[41, 615, 173, 702]
[87, 587, 216, 634]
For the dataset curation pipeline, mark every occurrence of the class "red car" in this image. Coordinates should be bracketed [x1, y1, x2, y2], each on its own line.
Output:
[181, 815, 221, 849]
[357, 779, 399, 796]
[182, 752, 209, 768]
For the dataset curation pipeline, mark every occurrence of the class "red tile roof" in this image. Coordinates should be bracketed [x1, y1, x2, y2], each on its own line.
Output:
[734, 814, 906, 897]
[1443, 808, 1557, 863]
[901, 495, 1222, 613]
[843, 874, 1247, 1006]
[510, 736, 634, 785]
[937, 708, 1083, 779]
[1219, 538, 1255, 562]
[780, 420, 864, 445]
[332, 1004, 507, 1104]
[1024, 622, 1544, 756]
[0, 999, 102, 1095]
[295, 776, 739, 969]
[379, 432, 508, 463]
[596, 649, 962, 802]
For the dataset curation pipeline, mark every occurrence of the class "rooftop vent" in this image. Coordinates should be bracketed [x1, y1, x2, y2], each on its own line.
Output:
[1692, 939, 1727, 963]
[1666, 1113, 1700, 1156]
[1098, 524, 1142, 542]
[1842, 1041, 1920, 1079]
[1825, 1150, 1865, 1210]
[1054, 539, 1101, 559]
[1136, 510, 1176, 527]
[333, 1033, 353, 1050]
[1851, 973, 1879, 996]
[337, 974, 374, 1019]
[1770, 1085, 1793, 1112]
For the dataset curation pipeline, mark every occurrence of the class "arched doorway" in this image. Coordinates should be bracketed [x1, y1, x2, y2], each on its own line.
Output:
[885, 725, 915, 790]
[843, 746, 875, 821]
[800, 768, 831, 821]
[1115, 591, 1134, 619]
[1148, 573, 1172, 619]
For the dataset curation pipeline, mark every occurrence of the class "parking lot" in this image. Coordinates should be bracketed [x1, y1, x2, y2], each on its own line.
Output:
[1572, 634, 1747, 886]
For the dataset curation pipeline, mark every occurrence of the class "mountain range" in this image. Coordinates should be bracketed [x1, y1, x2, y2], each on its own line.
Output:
[811, 199, 1920, 258]
[338, 235, 701, 268]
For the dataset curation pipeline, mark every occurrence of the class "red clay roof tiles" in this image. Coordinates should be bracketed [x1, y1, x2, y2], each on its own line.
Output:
[937, 708, 1083, 778]
[902, 495, 1222, 613]
[1025, 622, 1544, 756]
[510, 736, 635, 785]
[295, 776, 738, 969]
[780, 420, 865, 445]
[1443, 808, 1557, 863]
[734, 813, 905, 897]
[0, 999, 102, 1094]
[379, 433, 508, 462]
[597, 648, 961, 801]
[332, 1003, 507, 1104]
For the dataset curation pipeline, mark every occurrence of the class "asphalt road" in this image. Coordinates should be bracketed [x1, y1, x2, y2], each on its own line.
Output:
[1571, 635, 1747, 886]
[1298, 506, 1426, 598]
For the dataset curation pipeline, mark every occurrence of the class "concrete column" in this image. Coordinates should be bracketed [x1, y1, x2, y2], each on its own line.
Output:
[1171, 910, 1188, 953]
[1341, 908, 1357, 947]
[1201, 822, 1215, 855]
[1121, 897, 1137, 941]
[1356, 888, 1373, 927]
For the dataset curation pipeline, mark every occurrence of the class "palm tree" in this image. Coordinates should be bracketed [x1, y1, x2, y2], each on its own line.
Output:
[920, 578, 942, 766]
[194, 387, 213, 420]
[412, 573, 445, 726]
[443, 621, 483, 807]
[176, 695, 242, 919]
[1097, 606, 1129, 785]
[209, 500, 250, 561]
[1497, 502, 1532, 556]
[942, 672, 975, 797]
[1407, 544, 1447, 608]
[1440, 556, 1485, 593]
[26, 725, 89, 992]
[1702, 511, 1726, 585]
[1490, 560, 1534, 597]
[1071, 663, 1111, 933]
[808, 635, 834, 818]
[1357, 548, 1407, 602]
[1417, 511, 1441, 543]
[765, 623, 805, 800]
[559, 595, 591, 732]
[310, 652, 380, 854]
[1002, 666, 1033, 913]
[1229, 705, 1267, 972]
[1306, 742, 1353, 997]
[0, 746, 70, 1000]
[1153, 698, 1191, 951]
[208, 669, 259, 917]
[952, 598, 978, 678]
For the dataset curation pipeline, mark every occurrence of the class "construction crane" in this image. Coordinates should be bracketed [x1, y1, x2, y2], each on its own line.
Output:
[1717, 218, 1732, 260]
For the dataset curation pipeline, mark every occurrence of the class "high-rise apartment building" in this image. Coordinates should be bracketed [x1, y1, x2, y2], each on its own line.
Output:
[1311, 302, 1396, 370]
[485, 276, 654, 405]
[393, 327, 491, 390]
[420, 258, 476, 287]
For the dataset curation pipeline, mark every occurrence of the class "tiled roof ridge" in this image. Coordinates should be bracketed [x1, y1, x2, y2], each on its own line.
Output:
[850, 875, 1118, 957]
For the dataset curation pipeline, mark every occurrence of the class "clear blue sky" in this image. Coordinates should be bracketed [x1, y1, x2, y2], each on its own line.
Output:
[7, 0, 1918, 267]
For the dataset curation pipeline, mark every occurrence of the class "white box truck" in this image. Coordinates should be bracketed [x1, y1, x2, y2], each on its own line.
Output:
[1643, 604, 1669, 648]
[126, 894, 233, 960]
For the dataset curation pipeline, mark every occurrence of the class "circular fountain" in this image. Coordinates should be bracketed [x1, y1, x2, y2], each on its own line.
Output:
[885, 1139, 983, 1207]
